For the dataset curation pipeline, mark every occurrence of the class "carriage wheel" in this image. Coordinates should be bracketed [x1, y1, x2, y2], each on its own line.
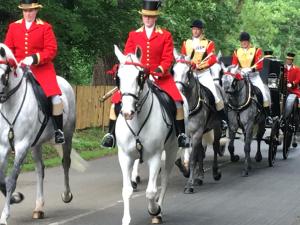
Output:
[268, 119, 280, 167]
[283, 103, 297, 159]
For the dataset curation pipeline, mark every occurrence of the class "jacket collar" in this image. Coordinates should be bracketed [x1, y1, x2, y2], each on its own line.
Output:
[136, 25, 163, 40]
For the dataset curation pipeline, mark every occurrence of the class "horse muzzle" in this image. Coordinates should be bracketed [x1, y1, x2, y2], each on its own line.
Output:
[122, 110, 135, 120]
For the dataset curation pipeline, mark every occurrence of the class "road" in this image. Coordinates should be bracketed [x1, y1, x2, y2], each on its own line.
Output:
[2, 139, 300, 225]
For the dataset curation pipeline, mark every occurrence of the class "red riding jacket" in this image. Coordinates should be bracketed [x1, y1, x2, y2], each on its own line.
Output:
[4, 18, 61, 97]
[285, 64, 300, 97]
[111, 26, 182, 104]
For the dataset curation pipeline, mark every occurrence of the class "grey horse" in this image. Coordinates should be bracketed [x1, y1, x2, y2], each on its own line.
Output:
[173, 53, 226, 194]
[221, 65, 269, 176]
[0, 43, 76, 225]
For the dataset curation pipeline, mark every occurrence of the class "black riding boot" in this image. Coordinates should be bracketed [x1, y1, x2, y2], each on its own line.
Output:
[100, 119, 116, 148]
[52, 114, 65, 144]
[264, 106, 273, 126]
[175, 119, 188, 148]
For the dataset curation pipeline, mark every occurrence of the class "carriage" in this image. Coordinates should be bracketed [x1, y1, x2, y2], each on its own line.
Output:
[261, 56, 300, 166]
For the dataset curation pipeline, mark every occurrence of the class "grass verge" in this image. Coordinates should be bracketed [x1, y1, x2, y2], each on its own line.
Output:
[7, 127, 117, 172]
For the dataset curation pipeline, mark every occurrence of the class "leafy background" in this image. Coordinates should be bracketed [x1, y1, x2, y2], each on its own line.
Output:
[0, 0, 299, 85]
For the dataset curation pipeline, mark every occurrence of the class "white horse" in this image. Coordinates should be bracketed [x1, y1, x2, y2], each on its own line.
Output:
[0, 43, 80, 225]
[114, 45, 178, 225]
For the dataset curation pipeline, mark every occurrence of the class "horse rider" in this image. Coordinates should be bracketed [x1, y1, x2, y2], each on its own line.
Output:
[232, 31, 272, 125]
[101, 0, 188, 148]
[4, 0, 65, 144]
[181, 19, 228, 130]
[284, 52, 300, 98]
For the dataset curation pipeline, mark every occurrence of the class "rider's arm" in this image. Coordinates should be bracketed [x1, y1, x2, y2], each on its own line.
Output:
[253, 48, 263, 71]
[124, 31, 135, 55]
[32, 22, 57, 65]
[180, 41, 187, 55]
[4, 23, 15, 53]
[158, 31, 174, 74]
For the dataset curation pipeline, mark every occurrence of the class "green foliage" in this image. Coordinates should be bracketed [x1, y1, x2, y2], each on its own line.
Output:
[1, 0, 300, 82]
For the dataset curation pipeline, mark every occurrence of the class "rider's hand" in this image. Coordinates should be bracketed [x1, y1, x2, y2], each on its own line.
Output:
[21, 56, 34, 66]
[287, 82, 293, 88]
[152, 67, 163, 80]
[241, 68, 252, 74]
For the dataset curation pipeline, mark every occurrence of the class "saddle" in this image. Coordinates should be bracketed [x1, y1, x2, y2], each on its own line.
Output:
[147, 80, 176, 123]
[25, 71, 52, 146]
[250, 84, 264, 109]
[199, 83, 215, 109]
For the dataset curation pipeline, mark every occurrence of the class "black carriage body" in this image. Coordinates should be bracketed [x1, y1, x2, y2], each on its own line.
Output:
[260, 58, 284, 117]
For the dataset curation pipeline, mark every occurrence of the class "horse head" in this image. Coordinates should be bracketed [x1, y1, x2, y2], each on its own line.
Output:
[173, 49, 195, 94]
[221, 64, 244, 94]
[114, 45, 149, 120]
[0, 44, 18, 102]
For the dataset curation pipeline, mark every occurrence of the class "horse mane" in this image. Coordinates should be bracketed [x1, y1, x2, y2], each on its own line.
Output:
[0, 43, 17, 65]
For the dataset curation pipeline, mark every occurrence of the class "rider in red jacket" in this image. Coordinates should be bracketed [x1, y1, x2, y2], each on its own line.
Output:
[101, 0, 187, 148]
[285, 53, 300, 97]
[4, 0, 65, 143]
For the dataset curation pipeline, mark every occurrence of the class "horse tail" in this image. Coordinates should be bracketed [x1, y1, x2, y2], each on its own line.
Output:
[54, 146, 89, 172]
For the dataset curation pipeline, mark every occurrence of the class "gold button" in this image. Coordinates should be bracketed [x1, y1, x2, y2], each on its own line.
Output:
[147, 63, 150, 66]
[25, 33, 28, 36]
[25, 42, 28, 45]
[25, 51, 28, 54]
[147, 58, 150, 61]
[25, 47, 28, 49]
[147, 46, 150, 48]
[25, 37, 28, 40]
[147, 54, 149, 57]
[147, 42, 150, 44]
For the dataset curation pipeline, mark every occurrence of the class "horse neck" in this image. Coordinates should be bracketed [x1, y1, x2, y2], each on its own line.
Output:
[1, 71, 29, 116]
[185, 74, 200, 108]
[229, 80, 249, 106]
[136, 81, 152, 115]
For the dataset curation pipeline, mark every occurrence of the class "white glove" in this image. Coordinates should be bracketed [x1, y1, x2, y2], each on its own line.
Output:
[241, 68, 252, 74]
[22, 56, 34, 66]
[287, 83, 293, 88]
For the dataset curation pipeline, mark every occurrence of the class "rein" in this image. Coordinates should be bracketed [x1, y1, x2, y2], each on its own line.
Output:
[0, 73, 28, 153]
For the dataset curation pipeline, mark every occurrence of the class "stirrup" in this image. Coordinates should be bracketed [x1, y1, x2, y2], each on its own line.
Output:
[55, 129, 65, 144]
[177, 133, 188, 148]
[265, 116, 273, 127]
[100, 133, 115, 148]
[221, 120, 228, 130]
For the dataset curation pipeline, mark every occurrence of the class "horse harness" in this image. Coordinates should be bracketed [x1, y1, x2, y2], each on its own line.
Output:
[224, 71, 263, 131]
[119, 60, 173, 163]
[0, 64, 49, 153]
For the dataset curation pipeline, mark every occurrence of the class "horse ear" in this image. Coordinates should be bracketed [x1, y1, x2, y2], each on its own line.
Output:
[217, 50, 222, 61]
[173, 48, 180, 59]
[135, 46, 142, 61]
[0, 47, 6, 58]
[114, 45, 126, 64]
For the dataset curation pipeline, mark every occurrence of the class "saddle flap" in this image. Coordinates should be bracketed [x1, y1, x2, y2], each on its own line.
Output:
[251, 84, 263, 107]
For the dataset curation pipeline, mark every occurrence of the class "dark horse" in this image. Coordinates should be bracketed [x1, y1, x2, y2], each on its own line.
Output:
[173, 52, 227, 194]
[222, 65, 269, 176]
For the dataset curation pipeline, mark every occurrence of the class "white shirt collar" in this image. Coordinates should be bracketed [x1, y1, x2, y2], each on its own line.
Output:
[145, 25, 155, 39]
[25, 21, 33, 30]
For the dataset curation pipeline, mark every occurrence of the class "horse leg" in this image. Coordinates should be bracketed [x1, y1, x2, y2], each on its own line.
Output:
[242, 127, 254, 177]
[0, 149, 9, 199]
[131, 159, 140, 191]
[118, 149, 134, 225]
[31, 145, 45, 219]
[61, 134, 73, 203]
[184, 133, 202, 194]
[175, 146, 190, 178]
[255, 125, 265, 162]
[0, 146, 28, 225]
[146, 153, 162, 223]
[228, 128, 240, 162]
[212, 131, 222, 181]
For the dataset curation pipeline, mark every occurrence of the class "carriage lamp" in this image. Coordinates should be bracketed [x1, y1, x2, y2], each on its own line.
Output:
[268, 73, 279, 89]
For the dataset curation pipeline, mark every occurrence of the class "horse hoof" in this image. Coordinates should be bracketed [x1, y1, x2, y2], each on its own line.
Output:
[194, 178, 203, 186]
[61, 192, 73, 203]
[231, 155, 240, 162]
[131, 181, 138, 192]
[32, 211, 44, 219]
[136, 176, 141, 184]
[255, 155, 262, 162]
[10, 192, 24, 204]
[218, 146, 226, 157]
[242, 170, 249, 177]
[175, 158, 190, 178]
[292, 143, 297, 148]
[152, 216, 162, 224]
[184, 187, 194, 194]
[148, 206, 161, 216]
[214, 172, 222, 181]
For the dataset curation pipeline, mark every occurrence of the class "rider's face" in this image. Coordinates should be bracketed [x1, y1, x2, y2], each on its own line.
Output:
[240, 41, 250, 49]
[192, 27, 202, 38]
[142, 15, 157, 28]
[23, 9, 38, 23]
[286, 59, 293, 65]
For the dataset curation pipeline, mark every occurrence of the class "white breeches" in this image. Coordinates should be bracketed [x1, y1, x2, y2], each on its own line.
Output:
[195, 69, 221, 104]
[249, 72, 270, 106]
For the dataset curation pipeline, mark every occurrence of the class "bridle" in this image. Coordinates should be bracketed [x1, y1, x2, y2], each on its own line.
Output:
[174, 58, 195, 91]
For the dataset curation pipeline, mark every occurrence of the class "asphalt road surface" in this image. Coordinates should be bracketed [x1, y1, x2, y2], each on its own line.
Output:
[2, 139, 300, 225]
